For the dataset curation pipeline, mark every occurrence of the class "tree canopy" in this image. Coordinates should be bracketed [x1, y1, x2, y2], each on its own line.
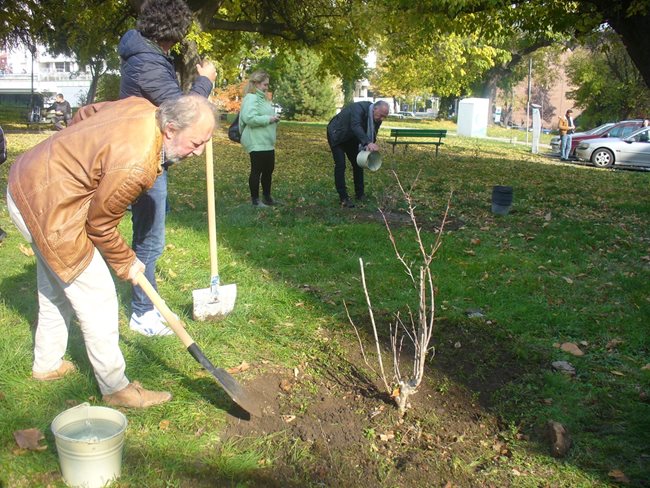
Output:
[4, 0, 650, 117]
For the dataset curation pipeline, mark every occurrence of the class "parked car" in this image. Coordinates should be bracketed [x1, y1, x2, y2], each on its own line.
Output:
[575, 126, 650, 168]
[550, 122, 618, 155]
[397, 111, 416, 118]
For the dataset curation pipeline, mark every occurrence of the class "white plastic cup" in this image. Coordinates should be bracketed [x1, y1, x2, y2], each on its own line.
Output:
[51, 403, 128, 488]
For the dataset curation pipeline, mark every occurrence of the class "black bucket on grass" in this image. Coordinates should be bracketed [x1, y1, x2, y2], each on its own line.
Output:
[491, 185, 513, 215]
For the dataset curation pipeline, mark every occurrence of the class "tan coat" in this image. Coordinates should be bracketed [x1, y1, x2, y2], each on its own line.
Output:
[558, 115, 574, 136]
[9, 97, 163, 283]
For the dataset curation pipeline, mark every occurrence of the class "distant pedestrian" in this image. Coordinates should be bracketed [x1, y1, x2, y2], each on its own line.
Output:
[558, 109, 575, 161]
[239, 70, 281, 207]
[326, 100, 389, 207]
[47, 94, 72, 131]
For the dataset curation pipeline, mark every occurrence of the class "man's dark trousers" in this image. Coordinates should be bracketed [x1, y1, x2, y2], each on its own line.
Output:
[330, 138, 364, 201]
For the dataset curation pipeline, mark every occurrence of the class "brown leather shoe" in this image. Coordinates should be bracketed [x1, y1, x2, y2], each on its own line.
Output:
[102, 381, 172, 408]
[32, 360, 76, 381]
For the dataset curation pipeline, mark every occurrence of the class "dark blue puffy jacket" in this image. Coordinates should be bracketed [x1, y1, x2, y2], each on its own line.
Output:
[118, 29, 212, 105]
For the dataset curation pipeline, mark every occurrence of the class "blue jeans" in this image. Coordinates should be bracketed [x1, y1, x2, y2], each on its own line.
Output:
[131, 170, 167, 316]
[560, 134, 573, 159]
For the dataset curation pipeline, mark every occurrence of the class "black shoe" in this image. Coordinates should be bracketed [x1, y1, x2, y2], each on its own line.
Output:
[340, 197, 355, 208]
[252, 198, 268, 208]
[0, 228, 6, 243]
[262, 196, 279, 206]
[355, 194, 367, 202]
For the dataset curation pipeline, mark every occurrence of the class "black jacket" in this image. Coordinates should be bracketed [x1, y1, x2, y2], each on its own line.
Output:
[327, 101, 382, 147]
[118, 29, 212, 105]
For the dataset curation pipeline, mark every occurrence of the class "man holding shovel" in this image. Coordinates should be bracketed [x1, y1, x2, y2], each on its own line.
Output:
[7, 94, 216, 408]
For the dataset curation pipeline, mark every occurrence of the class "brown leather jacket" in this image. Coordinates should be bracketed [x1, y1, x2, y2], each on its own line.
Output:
[9, 97, 163, 283]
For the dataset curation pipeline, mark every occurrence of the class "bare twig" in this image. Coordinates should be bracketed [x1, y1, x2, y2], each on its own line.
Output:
[359, 258, 391, 393]
[344, 300, 379, 379]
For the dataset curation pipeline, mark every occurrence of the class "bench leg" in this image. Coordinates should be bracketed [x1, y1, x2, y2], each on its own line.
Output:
[435, 144, 439, 157]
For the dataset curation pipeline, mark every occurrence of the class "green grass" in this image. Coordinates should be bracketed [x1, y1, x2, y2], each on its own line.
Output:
[1, 118, 649, 486]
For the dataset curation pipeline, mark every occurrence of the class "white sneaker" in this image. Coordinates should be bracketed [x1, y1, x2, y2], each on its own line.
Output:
[129, 310, 174, 337]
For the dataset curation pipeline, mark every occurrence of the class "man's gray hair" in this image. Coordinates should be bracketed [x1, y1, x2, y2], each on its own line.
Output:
[374, 100, 389, 110]
[157, 95, 216, 131]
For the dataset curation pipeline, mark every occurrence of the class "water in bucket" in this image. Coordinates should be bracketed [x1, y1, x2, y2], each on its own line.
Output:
[51, 403, 127, 488]
[57, 418, 124, 442]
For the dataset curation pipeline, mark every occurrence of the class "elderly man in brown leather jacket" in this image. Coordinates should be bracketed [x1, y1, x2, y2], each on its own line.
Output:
[7, 94, 215, 408]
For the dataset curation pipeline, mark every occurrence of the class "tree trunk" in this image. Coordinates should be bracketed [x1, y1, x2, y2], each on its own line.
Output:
[473, 72, 499, 125]
[605, 12, 650, 90]
[342, 76, 355, 106]
[86, 59, 103, 105]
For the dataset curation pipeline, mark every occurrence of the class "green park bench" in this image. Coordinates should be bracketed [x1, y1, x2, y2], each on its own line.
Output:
[388, 128, 447, 156]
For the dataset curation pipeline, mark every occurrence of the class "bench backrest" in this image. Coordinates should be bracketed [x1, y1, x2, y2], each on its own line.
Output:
[390, 129, 447, 138]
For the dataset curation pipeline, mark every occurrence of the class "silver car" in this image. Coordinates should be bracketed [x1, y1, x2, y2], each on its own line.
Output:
[575, 126, 650, 168]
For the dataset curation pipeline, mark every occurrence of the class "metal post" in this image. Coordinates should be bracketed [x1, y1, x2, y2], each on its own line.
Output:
[526, 58, 532, 145]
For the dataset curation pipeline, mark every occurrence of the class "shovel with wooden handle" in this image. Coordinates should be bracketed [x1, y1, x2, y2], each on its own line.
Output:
[192, 138, 237, 321]
[135, 272, 260, 417]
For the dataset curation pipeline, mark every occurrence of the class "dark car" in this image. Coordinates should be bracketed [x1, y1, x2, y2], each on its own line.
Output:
[551, 120, 643, 157]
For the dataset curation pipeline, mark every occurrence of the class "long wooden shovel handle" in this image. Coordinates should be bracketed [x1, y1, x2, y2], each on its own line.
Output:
[205, 138, 218, 278]
[135, 272, 194, 348]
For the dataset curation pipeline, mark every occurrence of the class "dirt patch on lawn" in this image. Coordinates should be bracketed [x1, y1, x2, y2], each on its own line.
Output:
[224, 319, 538, 487]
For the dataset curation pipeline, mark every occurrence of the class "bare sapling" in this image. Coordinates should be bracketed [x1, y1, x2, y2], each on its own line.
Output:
[347, 172, 451, 414]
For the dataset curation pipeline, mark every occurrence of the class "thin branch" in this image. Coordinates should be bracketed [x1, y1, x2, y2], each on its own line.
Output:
[344, 300, 379, 379]
[359, 258, 391, 393]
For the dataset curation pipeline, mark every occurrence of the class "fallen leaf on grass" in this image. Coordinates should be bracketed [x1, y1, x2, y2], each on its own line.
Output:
[560, 342, 584, 356]
[159, 420, 170, 430]
[13, 428, 46, 451]
[606, 338, 624, 350]
[463, 249, 475, 256]
[19, 244, 34, 257]
[226, 361, 250, 374]
[378, 431, 395, 442]
[641, 364, 650, 371]
[281, 414, 296, 423]
[610, 370, 625, 377]
[279, 379, 293, 392]
[608, 469, 630, 483]
[562, 276, 574, 284]
[544, 212, 552, 221]
[167, 269, 177, 278]
[470, 238, 481, 245]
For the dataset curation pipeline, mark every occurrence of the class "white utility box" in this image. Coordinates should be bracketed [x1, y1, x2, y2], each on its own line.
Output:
[457, 98, 489, 137]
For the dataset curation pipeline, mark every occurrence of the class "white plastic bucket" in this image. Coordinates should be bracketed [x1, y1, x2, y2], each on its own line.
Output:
[356, 150, 382, 171]
[51, 403, 128, 488]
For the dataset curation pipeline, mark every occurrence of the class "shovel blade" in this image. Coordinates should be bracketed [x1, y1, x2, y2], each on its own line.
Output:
[192, 284, 237, 321]
[187, 343, 261, 417]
